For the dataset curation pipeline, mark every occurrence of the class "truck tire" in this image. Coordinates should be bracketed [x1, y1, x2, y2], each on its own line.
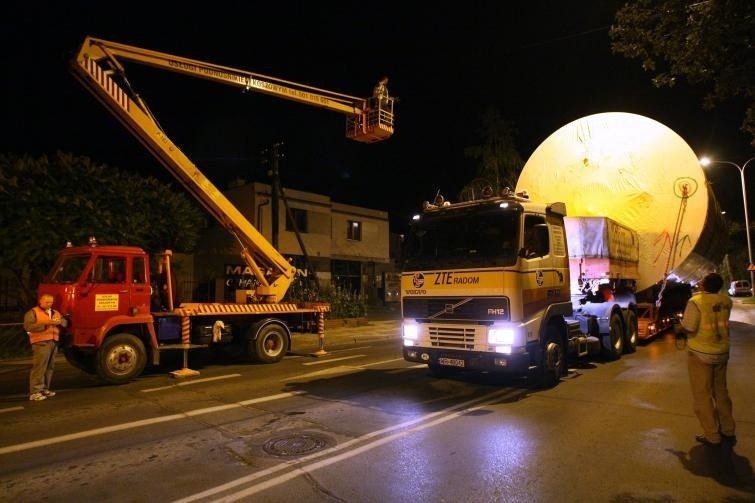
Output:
[531, 327, 565, 389]
[623, 310, 638, 354]
[602, 314, 624, 360]
[96, 333, 147, 384]
[249, 322, 289, 363]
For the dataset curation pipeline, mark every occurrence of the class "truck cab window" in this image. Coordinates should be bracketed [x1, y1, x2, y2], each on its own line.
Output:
[133, 257, 146, 284]
[92, 257, 127, 283]
[523, 216, 549, 258]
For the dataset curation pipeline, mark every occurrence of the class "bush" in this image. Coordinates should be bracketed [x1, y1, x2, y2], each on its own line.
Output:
[325, 285, 366, 319]
[283, 275, 366, 319]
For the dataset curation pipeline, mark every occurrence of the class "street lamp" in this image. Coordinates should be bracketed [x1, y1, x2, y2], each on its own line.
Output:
[699, 156, 755, 296]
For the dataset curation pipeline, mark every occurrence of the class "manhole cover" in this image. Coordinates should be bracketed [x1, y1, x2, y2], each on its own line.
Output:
[263, 433, 333, 457]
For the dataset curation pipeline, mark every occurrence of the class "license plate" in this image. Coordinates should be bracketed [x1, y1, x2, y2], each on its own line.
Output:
[438, 357, 465, 368]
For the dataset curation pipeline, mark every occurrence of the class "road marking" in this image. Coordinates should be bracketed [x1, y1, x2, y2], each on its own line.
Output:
[281, 366, 362, 381]
[0, 391, 305, 455]
[173, 387, 517, 503]
[140, 374, 242, 393]
[0, 406, 24, 414]
[357, 357, 405, 367]
[302, 355, 366, 366]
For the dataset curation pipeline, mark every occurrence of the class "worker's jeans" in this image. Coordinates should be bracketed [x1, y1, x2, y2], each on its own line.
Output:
[687, 351, 735, 442]
[29, 340, 57, 394]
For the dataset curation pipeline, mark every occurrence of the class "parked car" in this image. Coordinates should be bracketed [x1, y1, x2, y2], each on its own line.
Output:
[728, 280, 752, 297]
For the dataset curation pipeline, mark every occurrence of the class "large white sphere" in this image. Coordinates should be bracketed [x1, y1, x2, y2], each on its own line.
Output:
[516, 112, 708, 292]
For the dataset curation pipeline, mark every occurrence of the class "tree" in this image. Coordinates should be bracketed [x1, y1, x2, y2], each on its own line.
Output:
[609, 0, 755, 145]
[460, 108, 524, 200]
[0, 152, 206, 305]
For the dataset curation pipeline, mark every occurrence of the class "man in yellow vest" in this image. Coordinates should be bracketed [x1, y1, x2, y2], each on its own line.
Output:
[23, 293, 67, 401]
[674, 272, 735, 447]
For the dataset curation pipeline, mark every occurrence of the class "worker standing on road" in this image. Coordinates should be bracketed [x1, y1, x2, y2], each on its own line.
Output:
[674, 272, 736, 447]
[23, 293, 67, 401]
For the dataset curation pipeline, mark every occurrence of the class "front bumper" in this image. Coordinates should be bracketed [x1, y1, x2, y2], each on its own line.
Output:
[402, 346, 531, 374]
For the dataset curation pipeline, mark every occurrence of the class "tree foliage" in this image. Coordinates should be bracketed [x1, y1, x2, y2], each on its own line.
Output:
[460, 108, 524, 200]
[610, 0, 755, 145]
[0, 152, 206, 303]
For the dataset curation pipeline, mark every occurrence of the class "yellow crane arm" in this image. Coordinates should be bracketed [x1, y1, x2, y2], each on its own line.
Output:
[70, 36, 393, 302]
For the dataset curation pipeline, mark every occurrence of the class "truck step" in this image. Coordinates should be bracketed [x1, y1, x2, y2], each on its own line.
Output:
[157, 343, 209, 350]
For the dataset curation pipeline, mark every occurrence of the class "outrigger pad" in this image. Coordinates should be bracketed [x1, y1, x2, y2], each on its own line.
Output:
[171, 368, 200, 378]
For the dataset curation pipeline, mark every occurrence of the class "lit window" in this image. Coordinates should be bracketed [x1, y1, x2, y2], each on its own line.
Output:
[347, 220, 362, 241]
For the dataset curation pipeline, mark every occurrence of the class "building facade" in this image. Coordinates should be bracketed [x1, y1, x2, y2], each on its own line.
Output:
[187, 181, 395, 304]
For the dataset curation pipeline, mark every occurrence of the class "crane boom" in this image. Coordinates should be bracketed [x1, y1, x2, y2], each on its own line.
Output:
[70, 36, 394, 302]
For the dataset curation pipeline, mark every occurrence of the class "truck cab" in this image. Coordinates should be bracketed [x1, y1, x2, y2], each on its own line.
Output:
[40, 243, 159, 377]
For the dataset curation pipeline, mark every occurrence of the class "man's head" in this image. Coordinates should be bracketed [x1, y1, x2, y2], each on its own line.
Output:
[38, 294, 54, 309]
[700, 273, 724, 293]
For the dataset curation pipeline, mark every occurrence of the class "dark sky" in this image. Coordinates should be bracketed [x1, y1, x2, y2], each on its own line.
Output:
[2, 1, 752, 231]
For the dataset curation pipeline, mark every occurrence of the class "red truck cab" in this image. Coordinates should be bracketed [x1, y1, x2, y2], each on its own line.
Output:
[40, 244, 156, 359]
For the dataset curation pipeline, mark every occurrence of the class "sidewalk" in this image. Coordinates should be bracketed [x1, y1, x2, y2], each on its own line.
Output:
[291, 304, 402, 354]
[730, 297, 755, 325]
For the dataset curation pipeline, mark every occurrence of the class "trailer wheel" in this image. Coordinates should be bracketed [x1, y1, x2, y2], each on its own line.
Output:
[602, 314, 624, 360]
[249, 322, 289, 363]
[623, 310, 638, 354]
[532, 327, 565, 389]
[96, 333, 147, 384]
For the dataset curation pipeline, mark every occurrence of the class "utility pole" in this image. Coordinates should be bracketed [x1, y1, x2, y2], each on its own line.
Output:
[262, 142, 284, 248]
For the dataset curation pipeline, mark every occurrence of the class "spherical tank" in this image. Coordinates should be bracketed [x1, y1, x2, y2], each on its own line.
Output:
[515, 112, 709, 292]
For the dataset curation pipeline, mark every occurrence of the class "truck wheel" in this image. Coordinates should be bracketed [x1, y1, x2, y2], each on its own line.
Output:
[532, 327, 565, 389]
[96, 333, 147, 384]
[249, 322, 289, 363]
[623, 310, 638, 354]
[602, 314, 624, 360]
[63, 347, 95, 374]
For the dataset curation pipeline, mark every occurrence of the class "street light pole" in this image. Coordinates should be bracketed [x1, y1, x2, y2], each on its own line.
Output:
[700, 156, 755, 296]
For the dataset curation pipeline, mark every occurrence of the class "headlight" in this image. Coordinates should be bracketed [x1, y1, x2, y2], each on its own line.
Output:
[402, 323, 418, 341]
[488, 327, 514, 345]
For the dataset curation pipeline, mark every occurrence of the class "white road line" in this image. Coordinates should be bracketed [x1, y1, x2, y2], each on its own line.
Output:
[173, 387, 517, 503]
[357, 358, 405, 368]
[302, 355, 366, 366]
[0, 391, 305, 456]
[140, 374, 242, 393]
[0, 406, 24, 414]
[281, 366, 362, 381]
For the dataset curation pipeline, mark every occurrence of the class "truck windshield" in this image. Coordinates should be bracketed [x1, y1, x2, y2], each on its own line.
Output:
[402, 208, 520, 270]
[46, 254, 91, 284]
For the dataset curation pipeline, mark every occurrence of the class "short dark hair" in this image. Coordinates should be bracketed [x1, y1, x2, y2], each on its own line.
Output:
[701, 273, 724, 293]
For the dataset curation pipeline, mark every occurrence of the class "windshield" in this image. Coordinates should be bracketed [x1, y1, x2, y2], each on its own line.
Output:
[46, 254, 91, 284]
[402, 207, 520, 270]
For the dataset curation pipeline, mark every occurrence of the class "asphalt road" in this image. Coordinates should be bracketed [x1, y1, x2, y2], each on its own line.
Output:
[0, 301, 753, 502]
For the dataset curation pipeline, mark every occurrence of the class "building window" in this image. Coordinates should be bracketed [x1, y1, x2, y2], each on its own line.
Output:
[286, 208, 308, 233]
[347, 220, 362, 241]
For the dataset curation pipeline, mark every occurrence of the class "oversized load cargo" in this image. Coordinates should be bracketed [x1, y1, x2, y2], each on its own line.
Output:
[516, 112, 726, 292]
[565, 216, 640, 294]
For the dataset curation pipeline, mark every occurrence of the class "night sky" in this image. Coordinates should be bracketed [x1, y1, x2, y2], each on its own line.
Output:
[3, 1, 752, 232]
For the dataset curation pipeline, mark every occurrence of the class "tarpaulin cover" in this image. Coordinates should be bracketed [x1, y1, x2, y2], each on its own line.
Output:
[564, 216, 639, 262]
[516, 112, 711, 292]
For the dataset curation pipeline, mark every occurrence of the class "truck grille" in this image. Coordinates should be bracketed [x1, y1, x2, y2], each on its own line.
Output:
[429, 325, 477, 349]
[403, 297, 510, 321]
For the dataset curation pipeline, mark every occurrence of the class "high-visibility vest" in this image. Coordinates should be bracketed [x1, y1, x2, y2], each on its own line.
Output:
[27, 306, 61, 345]
[686, 292, 732, 355]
